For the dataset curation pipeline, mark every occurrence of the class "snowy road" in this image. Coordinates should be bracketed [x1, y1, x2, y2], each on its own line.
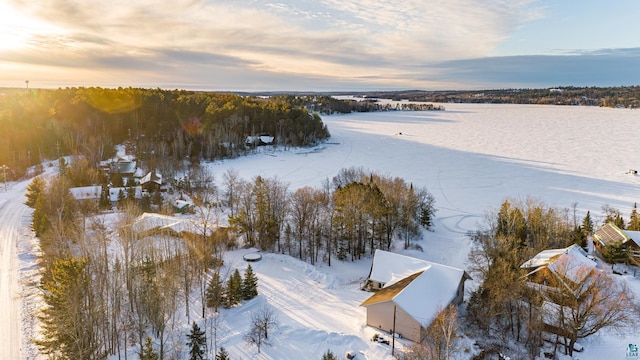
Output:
[0, 182, 30, 360]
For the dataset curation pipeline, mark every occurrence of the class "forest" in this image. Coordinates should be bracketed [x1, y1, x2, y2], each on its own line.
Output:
[328, 86, 640, 108]
[0, 87, 330, 180]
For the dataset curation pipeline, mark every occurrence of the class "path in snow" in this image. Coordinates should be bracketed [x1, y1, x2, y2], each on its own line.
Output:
[0, 180, 31, 360]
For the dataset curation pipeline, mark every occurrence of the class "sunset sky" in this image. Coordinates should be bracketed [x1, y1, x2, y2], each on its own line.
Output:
[1, 0, 639, 91]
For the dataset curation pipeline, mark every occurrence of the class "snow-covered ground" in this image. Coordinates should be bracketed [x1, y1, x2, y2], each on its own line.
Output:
[4, 103, 640, 359]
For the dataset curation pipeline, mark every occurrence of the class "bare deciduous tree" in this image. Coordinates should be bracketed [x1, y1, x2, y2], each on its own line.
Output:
[244, 306, 279, 353]
[545, 256, 638, 356]
[400, 304, 460, 360]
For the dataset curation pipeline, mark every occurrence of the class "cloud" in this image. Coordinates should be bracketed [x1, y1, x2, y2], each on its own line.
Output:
[6, 0, 541, 73]
[426, 48, 640, 88]
[4, 0, 635, 90]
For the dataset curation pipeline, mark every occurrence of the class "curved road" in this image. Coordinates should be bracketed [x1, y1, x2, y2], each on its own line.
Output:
[0, 180, 31, 360]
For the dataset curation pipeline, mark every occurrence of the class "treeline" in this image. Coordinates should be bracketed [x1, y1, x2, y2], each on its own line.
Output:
[0, 87, 330, 179]
[340, 86, 640, 108]
[466, 198, 638, 357]
[225, 166, 436, 264]
[293, 95, 444, 114]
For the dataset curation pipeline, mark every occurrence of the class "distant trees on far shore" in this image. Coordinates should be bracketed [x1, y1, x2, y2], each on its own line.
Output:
[0, 87, 330, 179]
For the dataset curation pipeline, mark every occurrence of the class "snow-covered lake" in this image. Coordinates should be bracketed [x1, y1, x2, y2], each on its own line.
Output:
[209, 103, 640, 269]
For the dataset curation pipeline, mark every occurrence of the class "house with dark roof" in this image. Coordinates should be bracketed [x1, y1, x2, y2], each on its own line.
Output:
[593, 222, 640, 260]
[111, 157, 137, 177]
[360, 250, 471, 342]
[140, 171, 163, 191]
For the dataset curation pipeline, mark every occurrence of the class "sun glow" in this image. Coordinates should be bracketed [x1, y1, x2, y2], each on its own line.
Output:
[0, 3, 29, 50]
[0, 3, 59, 51]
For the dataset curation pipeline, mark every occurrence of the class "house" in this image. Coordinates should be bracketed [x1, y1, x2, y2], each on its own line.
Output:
[129, 212, 217, 238]
[245, 135, 275, 146]
[109, 156, 138, 186]
[109, 186, 142, 204]
[520, 244, 597, 291]
[140, 171, 163, 192]
[592, 222, 640, 260]
[110, 156, 137, 177]
[173, 199, 193, 213]
[69, 185, 102, 204]
[360, 250, 471, 342]
[521, 244, 598, 343]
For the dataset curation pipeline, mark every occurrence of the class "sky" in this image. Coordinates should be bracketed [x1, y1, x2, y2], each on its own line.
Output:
[0, 0, 639, 91]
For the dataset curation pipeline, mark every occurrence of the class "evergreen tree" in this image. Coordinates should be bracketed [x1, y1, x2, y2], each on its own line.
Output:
[496, 200, 526, 247]
[242, 264, 258, 300]
[629, 203, 640, 231]
[614, 214, 626, 230]
[31, 194, 50, 237]
[111, 172, 124, 187]
[117, 188, 125, 202]
[206, 271, 225, 311]
[581, 210, 594, 235]
[58, 157, 68, 177]
[35, 256, 97, 359]
[140, 337, 159, 360]
[604, 205, 626, 229]
[572, 225, 587, 249]
[603, 242, 628, 264]
[99, 184, 111, 209]
[216, 346, 230, 360]
[225, 269, 243, 307]
[25, 176, 46, 208]
[322, 349, 337, 360]
[186, 322, 207, 360]
[127, 185, 136, 200]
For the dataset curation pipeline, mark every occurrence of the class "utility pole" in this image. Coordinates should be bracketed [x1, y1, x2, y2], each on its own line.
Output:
[392, 304, 396, 356]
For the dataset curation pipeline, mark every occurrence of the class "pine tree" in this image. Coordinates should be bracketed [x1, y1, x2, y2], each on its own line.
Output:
[99, 184, 111, 209]
[582, 210, 594, 235]
[186, 322, 206, 360]
[572, 225, 587, 249]
[216, 346, 230, 360]
[615, 214, 626, 230]
[31, 194, 50, 237]
[603, 242, 628, 264]
[242, 265, 258, 300]
[225, 269, 243, 307]
[206, 271, 224, 311]
[322, 349, 337, 360]
[25, 176, 46, 208]
[58, 157, 67, 177]
[35, 256, 97, 359]
[629, 203, 640, 231]
[141, 337, 159, 360]
[604, 205, 626, 229]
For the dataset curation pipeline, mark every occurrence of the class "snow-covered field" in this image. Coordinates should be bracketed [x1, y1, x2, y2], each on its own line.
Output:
[3, 103, 640, 359]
